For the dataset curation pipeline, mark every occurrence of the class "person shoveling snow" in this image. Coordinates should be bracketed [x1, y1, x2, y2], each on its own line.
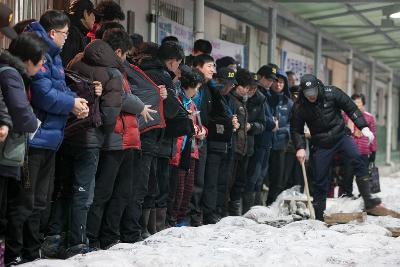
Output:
[291, 74, 399, 220]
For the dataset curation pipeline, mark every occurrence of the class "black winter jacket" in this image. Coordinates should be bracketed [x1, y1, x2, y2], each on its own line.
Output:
[291, 85, 368, 150]
[64, 40, 123, 148]
[140, 58, 178, 158]
[60, 15, 90, 66]
[0, 51, 38, 179]
[0, 89, 11, 129]
[246, 90, 266, 156]
[228, 90, 248, 156]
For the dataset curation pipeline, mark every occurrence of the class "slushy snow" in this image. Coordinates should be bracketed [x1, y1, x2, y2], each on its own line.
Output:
[22, 174, 400, 267]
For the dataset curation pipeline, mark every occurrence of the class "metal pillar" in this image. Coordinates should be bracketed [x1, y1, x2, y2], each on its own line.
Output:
[268, 7, 277, 64]
[148, 0, 157, 42]
[194, 0, 205, 40]
[386, 70, 393, 165]
[314, 32, 322, 77]
[346, 49, 353, 96]
[368, 60, 376, 114]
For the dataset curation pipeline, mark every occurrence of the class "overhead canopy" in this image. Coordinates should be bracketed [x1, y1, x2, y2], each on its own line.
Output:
[205, 0, 400, 72]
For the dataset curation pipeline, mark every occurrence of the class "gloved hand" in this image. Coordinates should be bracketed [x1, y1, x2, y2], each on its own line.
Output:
[369, 151, 376, 163]
[361, 127, 374, 145]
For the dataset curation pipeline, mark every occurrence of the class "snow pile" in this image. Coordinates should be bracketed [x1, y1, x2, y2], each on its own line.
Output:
[22, 175, 400, 267]
[325, 197, 364, 215]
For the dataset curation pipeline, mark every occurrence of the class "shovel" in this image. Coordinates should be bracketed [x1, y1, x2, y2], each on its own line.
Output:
[301, 161, 316, 220]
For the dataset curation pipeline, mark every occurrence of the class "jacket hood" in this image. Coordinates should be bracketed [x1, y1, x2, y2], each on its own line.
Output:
[0, 50, 26, 75]
[275, 68, 290, 98]
[69, 14, 90, 36]
[139, 58, 176, 80]
[25, 21, 60, 57]
[82, 39, 123, 69]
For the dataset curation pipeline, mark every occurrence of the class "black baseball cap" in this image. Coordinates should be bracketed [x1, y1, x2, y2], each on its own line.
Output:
[0, 3, 17, 39]
[216, 67, 238, 85]
[300, 74, 319, 98]
[257, 65, 277, 80]
[69, 0, 102, 16]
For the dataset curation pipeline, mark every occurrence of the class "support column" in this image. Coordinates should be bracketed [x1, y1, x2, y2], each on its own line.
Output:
[267, 7, 277, 64]
[346, 49, 353, 96]
[386, 70, 393, 165]
[194, 0, 205, 40]
[148, 0, 157, 42]
[368, 60, 376, 114]
[314, 32, 322, 77]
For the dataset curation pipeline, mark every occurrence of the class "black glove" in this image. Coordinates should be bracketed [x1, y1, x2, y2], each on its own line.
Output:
[369, 152, 376, 163]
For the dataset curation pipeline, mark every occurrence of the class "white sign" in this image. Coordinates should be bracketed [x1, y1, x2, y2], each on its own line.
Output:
[210, 39, 245, 68]
[157, 16, 193, 55]
[282, 50, 314, 78]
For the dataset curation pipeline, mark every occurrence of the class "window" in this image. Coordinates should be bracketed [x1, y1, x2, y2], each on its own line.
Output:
[156, 0, 184, 25]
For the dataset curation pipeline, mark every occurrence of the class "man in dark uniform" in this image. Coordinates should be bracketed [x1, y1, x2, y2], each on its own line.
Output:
[291, 74, 384, 220]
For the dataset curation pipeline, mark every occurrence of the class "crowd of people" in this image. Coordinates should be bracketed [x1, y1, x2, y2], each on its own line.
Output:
[0, 0, 387, 266]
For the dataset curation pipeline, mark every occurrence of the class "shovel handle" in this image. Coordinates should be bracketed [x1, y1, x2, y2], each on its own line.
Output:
[301, 161, 316, 220]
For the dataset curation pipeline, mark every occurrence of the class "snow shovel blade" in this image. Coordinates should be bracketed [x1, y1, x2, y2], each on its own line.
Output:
[366, 204, 400, 218]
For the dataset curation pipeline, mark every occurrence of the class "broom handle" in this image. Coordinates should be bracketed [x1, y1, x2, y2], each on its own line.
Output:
[301, 161, 316, 220]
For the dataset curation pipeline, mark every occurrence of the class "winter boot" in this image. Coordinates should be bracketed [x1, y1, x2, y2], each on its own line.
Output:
[241, 192, 255, 215]
[228, 200, 241, 216]
[312, 200, 326, 221]
[155, 208, 167, 232]
[355, 176, 381, 210]
[139, 209, 151, 239]
[147, 209, 157, 235]
[41, 234, 65, 259]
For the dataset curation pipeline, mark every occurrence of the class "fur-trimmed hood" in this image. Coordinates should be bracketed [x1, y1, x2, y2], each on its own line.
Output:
[0, 49, 27, 76]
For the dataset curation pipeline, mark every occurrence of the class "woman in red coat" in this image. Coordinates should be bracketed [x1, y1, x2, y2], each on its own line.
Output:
[169, 67, 207, 226]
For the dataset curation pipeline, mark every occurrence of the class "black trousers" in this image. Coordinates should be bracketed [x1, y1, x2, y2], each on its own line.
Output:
[98, 150, 137, 247]
[155, 158, 171, 209]
[47, 145, 100, 247]
[284, 150, 303, 189]
[188, 143, 207, 222]
[216, 148, 234, 214]
[202, 151, 226, 216]
[0, 177, 8, 238]
[5, 148, 55, 262]
[229, 155, 249, 202]
[118, 153, 154, 243]
[86, 149, 134, 246]
[266, 149, 286, 205]
[342, 154, 369, 196]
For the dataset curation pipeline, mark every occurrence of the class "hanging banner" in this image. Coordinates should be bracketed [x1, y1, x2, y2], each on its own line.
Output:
[281, 50, 314, 78]
[210, 39, 245, 68]
[157, 16, 193, 55]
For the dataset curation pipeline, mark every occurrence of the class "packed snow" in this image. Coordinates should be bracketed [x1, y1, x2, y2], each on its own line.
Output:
[22, 174, 400, 267]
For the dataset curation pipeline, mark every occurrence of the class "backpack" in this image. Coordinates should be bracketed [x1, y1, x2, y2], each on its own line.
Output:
[0, 66, 28, 167]
[63, 69, 102, 137]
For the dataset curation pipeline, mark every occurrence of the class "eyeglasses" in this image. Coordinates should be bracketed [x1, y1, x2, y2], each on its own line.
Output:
[54, 29, 69, 37]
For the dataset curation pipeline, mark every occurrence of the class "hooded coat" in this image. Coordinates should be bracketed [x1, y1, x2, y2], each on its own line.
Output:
[267, 70, 293, 151]
[65, 39, 123, 148]
[26, 21, 76, 151]
[0, 51, 38, 179]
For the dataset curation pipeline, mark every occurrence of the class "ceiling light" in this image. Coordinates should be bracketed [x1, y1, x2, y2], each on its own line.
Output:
[390, 12, 400, 19]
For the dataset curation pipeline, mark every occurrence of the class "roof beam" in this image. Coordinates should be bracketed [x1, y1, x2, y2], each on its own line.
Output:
[363, 46, 400, 53]
[308, 6, 391, 21]
[345, 4, 398, 47]
[316, 25, 398, 29]
[340, 29, 398, 40]
[274, 0, 396, 2]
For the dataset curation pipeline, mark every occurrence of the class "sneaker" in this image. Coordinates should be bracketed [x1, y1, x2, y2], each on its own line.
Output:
[41, 235, 64, 259]
[64, 244, 97, 259]
[5, 256, 28, 266]
[175, 218, 191, 227]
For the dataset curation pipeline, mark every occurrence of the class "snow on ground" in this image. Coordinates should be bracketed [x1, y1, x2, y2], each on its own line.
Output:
[23, 174, 400, 267]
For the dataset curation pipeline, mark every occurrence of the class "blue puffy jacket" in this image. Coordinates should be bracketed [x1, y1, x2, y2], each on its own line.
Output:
[267, 70, 293, 151]
[26, 22, 76, 151]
